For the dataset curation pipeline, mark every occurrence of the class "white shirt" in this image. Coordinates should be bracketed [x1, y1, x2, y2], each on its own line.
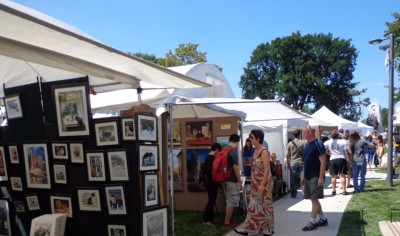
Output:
[324, 138, 349, 160]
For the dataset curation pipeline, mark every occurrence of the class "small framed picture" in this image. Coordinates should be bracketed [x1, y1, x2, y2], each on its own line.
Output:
[216, 136, 230, 148]
[0, 146, 8, 181]
[8, 145, 20, 164]
[121, 117, 135, 141]
[107, 150, 129, 181]
[4, 94, 23, 120]
[186, 121, 213, 145]
[26, 194, 40, 211]
[86, 152, 106, 181]
[105, 185, 127, 215]
[50, 195, 73, 218]
[77, 188, 101, 212]
[53, 164, 67, 184]
[10, 177, 23, 191]
[137, 114, 157, 142]
[70, 143, 84, 163]
[143, 172, 159, 208]
[107, 224, 127, 236]
[51, 143, 69, 160]
[23, 143, 51, 189]
[95, 119, 119, 146]
[14, 200, 26, 214]
[139, 144, 158, 172]
[142, 205, 168, 236]
[0, 200, 12, 235]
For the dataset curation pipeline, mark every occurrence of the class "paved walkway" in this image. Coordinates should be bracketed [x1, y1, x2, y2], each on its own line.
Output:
[225, 169, 387, 236]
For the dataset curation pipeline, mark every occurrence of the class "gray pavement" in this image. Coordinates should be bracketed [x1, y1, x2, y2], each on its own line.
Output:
[226, 169, 387, 236]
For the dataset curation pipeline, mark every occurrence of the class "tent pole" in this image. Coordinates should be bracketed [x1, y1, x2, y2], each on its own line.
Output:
[137, 87, 143, 104]
[167, 103, 176, 236]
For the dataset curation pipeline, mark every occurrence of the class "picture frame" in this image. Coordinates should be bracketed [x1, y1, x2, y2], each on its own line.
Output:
[107, 150, 129, 181]
[14, 200, 26, 214]
[105, 185, 127, 215]
[143, 172, 159, 208]
[142, 205, 168, 236]
[137, 114, 157, 142]
[4, 93, 23, 120]
[185, 121, 213, 145]
[10, 176, 23, 191]
[86, 152, 106, 181]
[26, 194, 40, 211]
[107, 224, 127, 236]
[168, 121, 181, 145]
[53, 164, 67, 184]
[70, 143, 84, 163]
[94, 120, 119, 146]
[168, 149, 183, 191]
[121, 117, 135, 141]
[51, 143, 69, 160]
[53, 83, 91, 137]
[23, 143, 51, 189]
[77, 188, 101, 212]
[8, 145, 19, 164]
[139, 144, 158, 172]
[50, 195, 73, 218]
[0, 146, 8, 181]
[216, 135, 230, 148]
[0, 199, 12, 235]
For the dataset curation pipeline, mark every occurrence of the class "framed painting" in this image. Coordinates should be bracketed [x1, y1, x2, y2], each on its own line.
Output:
[107, 150, 129, 181]
[4, 94, 23, 120]
[53, 83, 90, 137]
[121, 117, 135, 141]
[50, 195, 73, 218]
[77, 188, 101, 212]
[26, 194, 40, 211]
[23, 143, 51, 189]
[94, 120, 119, 146]
[186, 148, 209, 192]
[105, 185, 127, 215]
[168, 121, 181, 145]
[107, 224, 127, 236]
[10, 177, 23, 191]
[216, 136, 230, 148]
[185, 121, 213, 145]
[143, 172, 159, 208]
[168, 149, 183, 191]
[142, 205, 168, 236]
[0, 146, 8, 181]
[0, 199, 11, 235]
[86, 152, 106, 181]
[139, 144, 158, 172]
[14, 200, 26, 214]
[70, 143, 84, 163]
[53, 164, 67, 184]
[51, 143, 69, 160]
[137, 114, 157, 142]
[8, 145, 19, 164]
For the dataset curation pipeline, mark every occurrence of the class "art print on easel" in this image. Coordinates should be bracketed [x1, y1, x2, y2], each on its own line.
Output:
[23, 143, 51, 189]
[137, 114, 157, 142]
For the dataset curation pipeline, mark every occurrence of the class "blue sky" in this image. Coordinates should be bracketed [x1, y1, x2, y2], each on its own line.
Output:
[11, 0, 400, 118]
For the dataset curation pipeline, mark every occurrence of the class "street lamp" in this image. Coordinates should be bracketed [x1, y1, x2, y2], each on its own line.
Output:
[369, 34, 394, 187]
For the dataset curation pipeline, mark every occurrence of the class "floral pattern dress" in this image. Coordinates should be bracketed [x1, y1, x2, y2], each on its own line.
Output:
[243, 149, 274, 234]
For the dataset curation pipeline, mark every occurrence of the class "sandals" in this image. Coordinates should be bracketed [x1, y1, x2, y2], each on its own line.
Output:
[343, 191, 349, 195]
[332, 191, 336, 196]
[302, 222, 317, 231]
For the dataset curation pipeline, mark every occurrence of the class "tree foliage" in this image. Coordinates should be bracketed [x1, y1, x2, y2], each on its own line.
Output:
[157, 43, 207, 67]
[239, 32, 364, 120]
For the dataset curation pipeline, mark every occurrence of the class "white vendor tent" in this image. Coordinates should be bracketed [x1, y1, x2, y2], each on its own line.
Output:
[312, 106, 358, 131]
[357, 121, 374, 136]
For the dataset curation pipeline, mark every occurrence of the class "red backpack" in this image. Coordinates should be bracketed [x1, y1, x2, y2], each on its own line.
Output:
[212, 147, 235, 183]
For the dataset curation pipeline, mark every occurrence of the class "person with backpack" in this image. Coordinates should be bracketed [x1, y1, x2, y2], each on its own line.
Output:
[286, 129, 306, 198]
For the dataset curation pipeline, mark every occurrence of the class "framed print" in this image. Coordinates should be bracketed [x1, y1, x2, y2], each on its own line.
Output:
[107, 224, 126, 236]
[8, 145, 19, 164]
[186, 148, 209, 192]
[139, 144, 158, 172]
[77, 188, 101, 211]
[143, 172, 159, 208]
[105, 185, 127, 215]
[53, 83, 90, 137]
[137, 114, 157, 142]
[216, 136, 230, 148]
[0, 146, 8, 181]
[168, 149, 183, 191]
[4, 94, 23, 120]
[14, 200, 26, 214]
[168, 121, 181, 145]
[10, 177, 23, 191]
[185, 121, 213, 145]
[95, 120, 119, 146]
[50, 195, 73, 218]
[53, 164, 67, 184]
[86, 152, 106, 181]
[121, 117, 135, 141]
[0, 200, 11, 235]
[70, 143, 84, 163]
[142, 206, 168, 236]
[107, 150, 129, 181]
[23, 143, 51, 189]
[26, 195, 40, 211]
[51, 143, 69, 160]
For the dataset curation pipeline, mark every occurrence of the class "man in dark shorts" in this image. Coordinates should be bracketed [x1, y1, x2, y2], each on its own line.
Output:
[300, 126, 328, 231]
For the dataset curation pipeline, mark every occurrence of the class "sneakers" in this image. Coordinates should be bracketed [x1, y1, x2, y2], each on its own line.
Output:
[302, 222, 317, 231]
[317, 218, 328, 226]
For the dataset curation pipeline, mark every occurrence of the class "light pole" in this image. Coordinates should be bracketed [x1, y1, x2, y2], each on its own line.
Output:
[369, 34, 394, 187]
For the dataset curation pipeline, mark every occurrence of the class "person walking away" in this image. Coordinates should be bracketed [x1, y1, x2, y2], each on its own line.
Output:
[242, 138, 255, 177]
[234, 129, 274, 236]
[349, 131, 371, 193]
[301, 126, 328, 231]
[286, 129, 306, 198]
[366, 135, 377, 170]
[203, 143, 222, 226]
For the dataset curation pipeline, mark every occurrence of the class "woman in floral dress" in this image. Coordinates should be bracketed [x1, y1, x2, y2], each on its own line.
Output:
[234, 129, 274, 236]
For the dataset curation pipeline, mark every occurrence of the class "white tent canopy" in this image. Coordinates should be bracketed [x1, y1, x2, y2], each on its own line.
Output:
[357, 121, 374, 136]
[312, 106, 358, 130]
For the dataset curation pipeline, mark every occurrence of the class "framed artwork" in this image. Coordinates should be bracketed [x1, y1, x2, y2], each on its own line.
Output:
[4, 94, 23, 120]
[107, 150, 129, 181]
[86, 152, 106, 181]
[0, 200, 11, 235]
[8, 145, 20, 164]
[121, 117, 135, 141]
[216, 136, 230, 148]
[51, 143, 69, 160]
[23, 143, 51, 189]
[137, 114, 157, 142]
[14, 200, 26, 214]
[95, 120, 119, 146]
[139, 144, 158, 171]
[50, 195, 73, 218]
[168, 121, 181, 145]
[0, 146, 8, 181]
[10, 177, 23, 191]
[70, 143, 84, 163]
[77, 188, 101, 212]
[105, 185, 127, 215]
[186, 148, 209, 192]
[143, 172, 159, 208]
[53, 164, 67, 184]
[168, 149, 183, 191]
[185, 121, 213, 145]
[26, 194, 40, 211]
[107, 224, 127, 236]
[142, 206, 168, 236]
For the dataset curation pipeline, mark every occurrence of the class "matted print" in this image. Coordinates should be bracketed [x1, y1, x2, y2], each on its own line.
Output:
[95, 120, 119, 146]
[107, 150, 129, 181]
[137, 114, 157, 142]
[14, 200, 26, 214]
[70, 143, 84, 163]
[105, 185, 127, 215]
[143, 172, 159, 208]
[121, 117, 135, 141]
[142, 206, 168, 236]
[107, 224, 127, 236]
[8, 145, 19, 164]
[26, 195, 40, 211]
[53, 164, 67, 184]
[0, 146, 8, 181]
[23, 143, 51, 189]
[86, 152, 106, 181]
[185, 121, 213, 145]
[51, 143, 69, 160]
[50, 195, 73, 218]
[77, 188, 101, 211]
[139, 145, 158, 171]
[0, 200, 11, 235]
[4, 93, 23, 120]
[10, 177, 23, 191]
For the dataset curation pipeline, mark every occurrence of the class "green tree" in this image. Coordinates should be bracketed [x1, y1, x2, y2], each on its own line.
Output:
[157, 43, 207, 67]
[239, 32, 364, 120]
[129, 52, 159, 64]
[381, 107, 388, 129]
